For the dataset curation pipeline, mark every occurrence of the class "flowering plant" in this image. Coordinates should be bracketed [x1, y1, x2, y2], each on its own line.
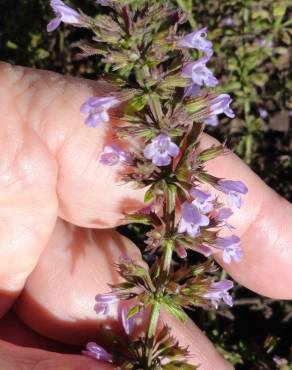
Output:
[48, 0, 248, 368]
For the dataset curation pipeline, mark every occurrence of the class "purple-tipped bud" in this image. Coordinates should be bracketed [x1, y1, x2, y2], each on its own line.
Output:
[47, 0, 80, 32]
[80, 96, 119, 127]
[121, 305, 142, 336]
[190, 188, 215, 213]
[178, 202, 209, 238]
[204, 279, 234, 308]
[176, 244, 188, 258]
[217, 179, 248, 208]
[143, 134, 179, 166]
[182, 59, 218, 88]
[82, 342, 113, 363]
[210, 94, 235, 119]
[100, 145, 133, 166]
[94, 293, 119, 315]
[178, 27, 213, 58]
[216, 235, 243, 263]
[192, 244, 213, 257]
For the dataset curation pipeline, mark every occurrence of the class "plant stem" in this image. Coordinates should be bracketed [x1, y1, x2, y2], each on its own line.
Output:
[145, 301, 161, 367]
[145, 182, 175, 367]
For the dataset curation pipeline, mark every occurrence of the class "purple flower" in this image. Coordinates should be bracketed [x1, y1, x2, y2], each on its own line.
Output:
[190, 188, 215, 213]
[47, 0, 80, 32]
[258, 38, 273, 48]
[82, 342, 113, 363]
[204, 279, 234, 309]
[94, 293, 119, 315]
[80, 96, 119, 127]
[214, 207, 234, 229]
[215, 208, 233, 221]
[178, 27, 213, 58]
[259, 108, 268, 119]
[273, 355, 288, 366]
[210, 94, 235, 119]
[144, 134, 179, 166]
[217, 179, 248, 208]
[182, 59, 218, 88]
[204, 115, 219, 127]
[216, 235, 243, 264]
[100, 145, 133, 166]
[184, 83, 202, 97]
[221, 16, 234, 27]
[178, 202, 209, 237]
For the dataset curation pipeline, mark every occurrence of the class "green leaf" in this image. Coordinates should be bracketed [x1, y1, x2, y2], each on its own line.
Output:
[195, 171, 220, 186]
[166, 183, 177, 215]
[273, 3, 287, 20]
[252, 73, 268, 87]
[199, 144, 225, 162]
[185, 97, 206, 114]
[148, 93, 163, 122]
[185, 122, 203, 150]
[175, 122, 203, 173]
[148, 302, 161, 338]
[6, 40, 18, 49]
[126, 305, 141, 319]
[125, 214, 152, 225]
[144, 188, 155, 203]
[127, 94, 148, 111]
[159, 75, 189, 90]
[163, 300, 187, 322]
[162, 239, 174, 272]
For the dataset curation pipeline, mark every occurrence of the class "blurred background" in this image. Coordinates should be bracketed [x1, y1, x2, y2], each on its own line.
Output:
[0, 0, 291, 368]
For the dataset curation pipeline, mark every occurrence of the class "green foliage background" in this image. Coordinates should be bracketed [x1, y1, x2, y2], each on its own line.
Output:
[0, 0, 291, 368]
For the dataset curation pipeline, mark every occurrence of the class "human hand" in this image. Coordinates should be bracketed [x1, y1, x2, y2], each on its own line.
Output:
[0, 62, 291, 370]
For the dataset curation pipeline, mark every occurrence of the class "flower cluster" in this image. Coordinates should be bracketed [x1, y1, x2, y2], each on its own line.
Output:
[47, 1, 248, 368]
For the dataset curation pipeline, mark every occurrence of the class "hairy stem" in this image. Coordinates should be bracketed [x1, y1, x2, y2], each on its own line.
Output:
[145, 302, 161, 367]
[145, 182, 175, 367]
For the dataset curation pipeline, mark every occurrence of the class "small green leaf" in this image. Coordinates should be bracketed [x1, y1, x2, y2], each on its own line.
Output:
[126, 305, 141, 319]
[252, 73, 268, 87]
[162, 239, 174, 272]
[166, 183, 177, 215]
[148, 302, 161, 338]
[144, 188, 155, 203]
[199, 144, 225, 162]
[163, 300, 187, 322]
[6, 40, 18, 49]
[160, 75, 189, 90]
[125, 214, 152, 225]
[127, 94, 148, 111]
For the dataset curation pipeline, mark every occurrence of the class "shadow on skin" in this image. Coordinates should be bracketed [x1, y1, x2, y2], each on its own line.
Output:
[14, 220, 142, 345]
[0, 311, 77, 354]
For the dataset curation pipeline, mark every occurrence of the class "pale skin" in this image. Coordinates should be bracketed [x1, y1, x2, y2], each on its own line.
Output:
[0, 61, 291, 370]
